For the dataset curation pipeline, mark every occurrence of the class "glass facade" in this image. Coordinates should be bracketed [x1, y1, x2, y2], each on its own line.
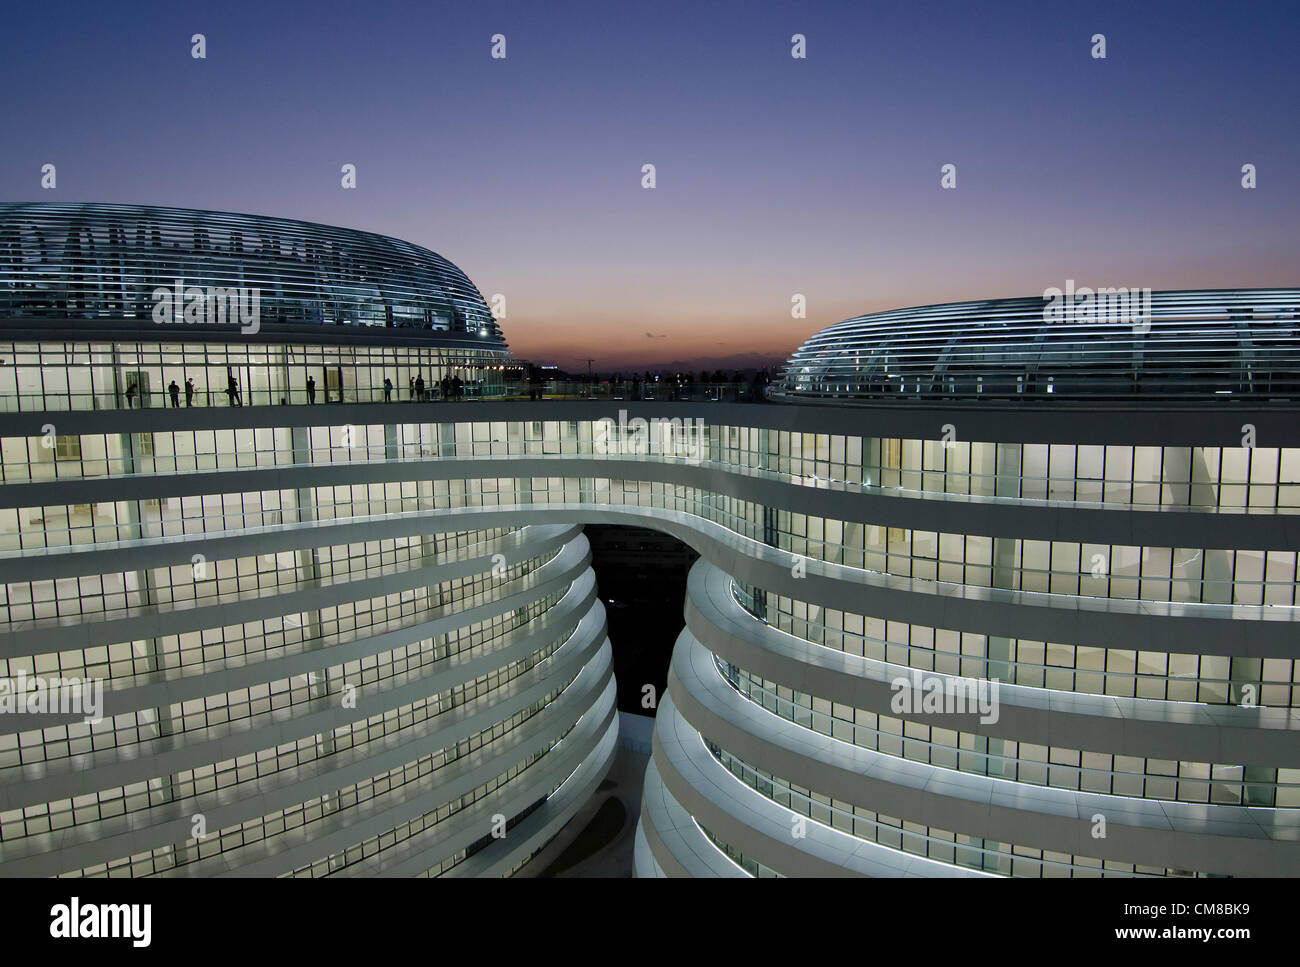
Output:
[4, 405, 1296, 876]
[0, 340, 508, 412]
[0, 206, 614, 878]
[1, 210, 1294, 878]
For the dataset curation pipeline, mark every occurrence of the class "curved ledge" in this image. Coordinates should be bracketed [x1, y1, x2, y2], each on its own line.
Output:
[442, 702, 620, 878]
[668, 629, 1300, 877]
[651, 693, 993, 878]
[633, 818, 667, 878]
[0, 586, 608, 846]
[5, 640, 615, 878]
[188, 649, 616, 878]
[4, 398, 1300, 450]
[684, 559, 1300, 768]
[637, 757, 748, 878]
[7, 450, 1298, 552]
[0, 525, 588, 660]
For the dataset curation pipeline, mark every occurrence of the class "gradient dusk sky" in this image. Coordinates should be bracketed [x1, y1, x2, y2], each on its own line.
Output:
[2, 0, 1297, 369]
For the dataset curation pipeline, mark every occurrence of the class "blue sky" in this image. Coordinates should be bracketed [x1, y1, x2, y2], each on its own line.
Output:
[2, 0, 1296, 367]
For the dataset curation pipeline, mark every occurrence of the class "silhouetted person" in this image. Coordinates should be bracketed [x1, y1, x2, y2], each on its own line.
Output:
[306, 376, 316, 404]
[415, 374, 425, 400]
[125, 383, 136, 408]
[452, 375, 462, 399]
[409, 376, 415, 400]
[185, 378, 195, 407]
[226, 375, 241, 407]
[383, 377, 393, 402]
[169, 380, 180, 408]
[441, 376, 451, 400]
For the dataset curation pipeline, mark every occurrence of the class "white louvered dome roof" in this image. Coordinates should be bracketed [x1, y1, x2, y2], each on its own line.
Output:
[0, 203, 505, 348]
[778, 289, 1300, 403]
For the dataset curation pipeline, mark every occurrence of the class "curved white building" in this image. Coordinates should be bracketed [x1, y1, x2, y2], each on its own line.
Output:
[0, 204, 615, 877]
[639, 292, 1300, 878]
[1, 205, 1296, 878]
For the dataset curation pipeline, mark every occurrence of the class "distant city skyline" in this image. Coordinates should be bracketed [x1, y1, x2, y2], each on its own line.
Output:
[2, 0, 1296, 368]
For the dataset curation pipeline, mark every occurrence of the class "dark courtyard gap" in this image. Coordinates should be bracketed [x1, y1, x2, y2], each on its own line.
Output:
[583, 524, 699, 717]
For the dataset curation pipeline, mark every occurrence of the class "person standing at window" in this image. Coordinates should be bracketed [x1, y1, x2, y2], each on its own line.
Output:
[185, 378, 195, 407]
[169, 380, 180, 408]
[306, 375, 316, 404]
[383, 377, 393, 402]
